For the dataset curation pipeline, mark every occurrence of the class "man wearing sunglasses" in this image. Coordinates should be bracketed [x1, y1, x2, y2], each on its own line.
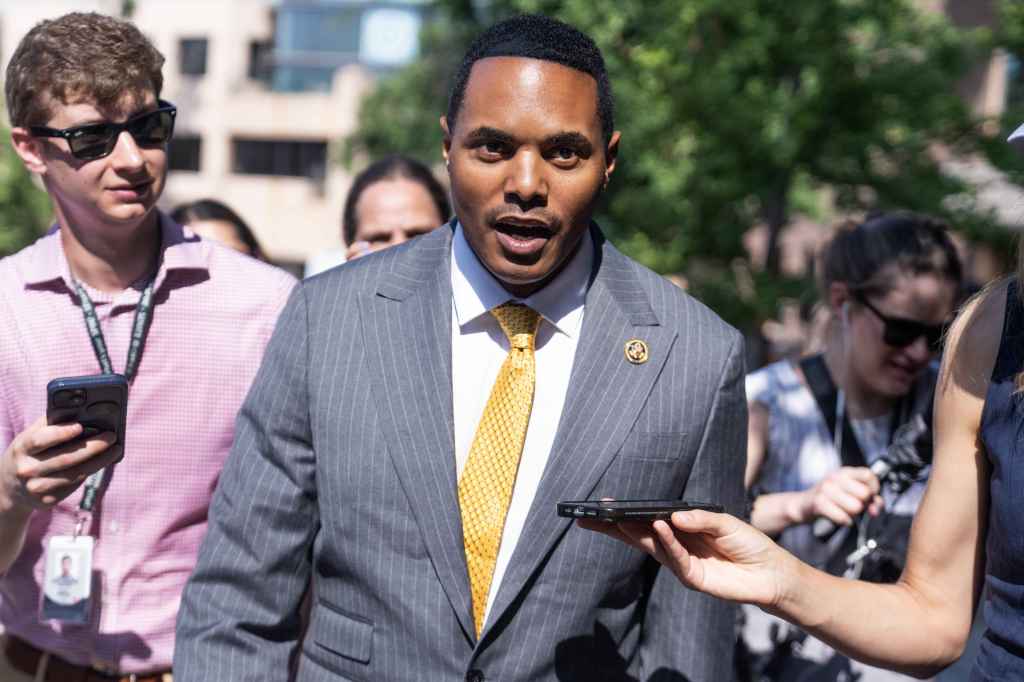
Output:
[0, 12, 295, 682]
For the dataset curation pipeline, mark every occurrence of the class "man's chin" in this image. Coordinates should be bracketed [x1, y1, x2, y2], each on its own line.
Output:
[102, 201, 156, 223]
[488, 262, 551, 293]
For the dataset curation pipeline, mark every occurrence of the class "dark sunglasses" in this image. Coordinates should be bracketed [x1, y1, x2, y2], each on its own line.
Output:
[29, 100, 177, 161]
[853, 292, 946, 351]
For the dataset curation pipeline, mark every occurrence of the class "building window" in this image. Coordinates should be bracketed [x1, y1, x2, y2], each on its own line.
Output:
[168, 135, 201, 172]
[179, 38, 208, 76]
[248, 40, 273, 83]
[232, 138, 327, 178]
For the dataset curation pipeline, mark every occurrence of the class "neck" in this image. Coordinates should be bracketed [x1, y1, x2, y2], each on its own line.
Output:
[58, 211, 161, 295]
[822, 343, 894, 419]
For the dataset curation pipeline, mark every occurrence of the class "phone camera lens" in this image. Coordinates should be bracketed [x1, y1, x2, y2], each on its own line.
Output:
[53, 389, 87, 408]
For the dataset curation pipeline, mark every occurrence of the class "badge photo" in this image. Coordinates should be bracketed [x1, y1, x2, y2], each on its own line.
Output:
[40, 535, 94, 624]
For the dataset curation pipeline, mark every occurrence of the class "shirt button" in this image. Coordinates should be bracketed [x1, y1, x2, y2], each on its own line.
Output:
[109, 521, 119, 533]
[466, 670, 485, 682]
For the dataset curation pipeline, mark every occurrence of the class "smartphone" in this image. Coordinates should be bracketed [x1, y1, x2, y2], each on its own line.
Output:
[46, 374, 128, 459]
[557, 499, 724, 521]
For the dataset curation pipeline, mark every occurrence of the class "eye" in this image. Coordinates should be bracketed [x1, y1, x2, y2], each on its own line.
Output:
[548, 145, 581, 168]
[476, 140, 509, 159]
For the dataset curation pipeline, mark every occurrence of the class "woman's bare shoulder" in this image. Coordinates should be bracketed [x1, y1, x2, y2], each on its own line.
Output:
[940, 278, 1010, 400]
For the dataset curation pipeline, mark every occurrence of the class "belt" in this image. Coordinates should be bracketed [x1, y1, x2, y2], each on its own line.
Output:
[3, 634, 171, 682]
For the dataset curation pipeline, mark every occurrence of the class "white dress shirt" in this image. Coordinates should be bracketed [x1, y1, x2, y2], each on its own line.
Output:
[450, 222, 592, 623]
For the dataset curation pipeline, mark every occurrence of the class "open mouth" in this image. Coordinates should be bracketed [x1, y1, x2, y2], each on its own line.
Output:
[493, 219, 554, 257]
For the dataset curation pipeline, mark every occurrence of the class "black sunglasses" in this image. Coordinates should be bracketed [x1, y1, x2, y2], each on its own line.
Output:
[29, 100, 177, 161]
[853, 292, 946, 351]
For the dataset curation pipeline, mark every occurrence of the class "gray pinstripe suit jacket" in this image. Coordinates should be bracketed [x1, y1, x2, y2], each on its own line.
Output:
[174, 224, 747, 681]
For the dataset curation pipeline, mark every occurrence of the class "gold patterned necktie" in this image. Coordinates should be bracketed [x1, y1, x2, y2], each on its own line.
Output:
[458, 302, 542, 637]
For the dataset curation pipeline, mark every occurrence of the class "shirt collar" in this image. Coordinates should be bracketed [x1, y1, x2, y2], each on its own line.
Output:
[451, 220, 592, 338]
[23, 211, 208, 297]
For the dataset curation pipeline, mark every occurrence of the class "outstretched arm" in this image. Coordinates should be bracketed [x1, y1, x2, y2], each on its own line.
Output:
[583, 282, 1002, 678]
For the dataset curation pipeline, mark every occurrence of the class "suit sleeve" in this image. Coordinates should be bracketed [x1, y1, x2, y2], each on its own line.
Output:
[174, 285, 319, 682]
[641, 330, 747, 681]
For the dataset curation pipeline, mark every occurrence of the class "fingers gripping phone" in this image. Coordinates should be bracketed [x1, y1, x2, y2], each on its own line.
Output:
[557, 499, 724, 521]
[46, 374, 128, 461]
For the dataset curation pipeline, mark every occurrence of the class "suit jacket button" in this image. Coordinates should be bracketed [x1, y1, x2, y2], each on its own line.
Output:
[466, 669, 485, 682]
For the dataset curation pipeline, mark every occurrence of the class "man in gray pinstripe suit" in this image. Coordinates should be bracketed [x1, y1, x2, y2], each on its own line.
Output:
[175, 14, 746, 682]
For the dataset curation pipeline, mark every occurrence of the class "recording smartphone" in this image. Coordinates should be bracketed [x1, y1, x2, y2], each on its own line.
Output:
[46, 374, 128, 459]
[557, 499, 724, 521]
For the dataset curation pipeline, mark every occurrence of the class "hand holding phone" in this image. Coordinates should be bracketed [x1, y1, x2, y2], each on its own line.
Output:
[0, 375, 124, 513]
[557, 499, 724, 522]
[46, 374, 127, 450]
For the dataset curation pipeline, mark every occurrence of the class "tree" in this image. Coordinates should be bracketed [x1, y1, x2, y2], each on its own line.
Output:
[0, 127, 52, 258]
[346, 0, 1010, 330]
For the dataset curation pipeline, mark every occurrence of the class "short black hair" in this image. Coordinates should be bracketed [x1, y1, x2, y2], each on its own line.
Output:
[446, 14, 615, 144]
[170, 198, 264, 260]
[343, 155, 450, 246]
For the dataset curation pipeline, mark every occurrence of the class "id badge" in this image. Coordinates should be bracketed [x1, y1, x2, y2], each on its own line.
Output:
[40, 535, 94, 624]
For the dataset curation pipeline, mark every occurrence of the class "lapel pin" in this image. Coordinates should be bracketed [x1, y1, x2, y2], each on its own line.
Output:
[624, 339, 649, 365]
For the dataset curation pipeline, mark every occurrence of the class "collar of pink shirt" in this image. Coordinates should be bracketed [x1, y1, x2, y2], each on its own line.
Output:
[24, 213, 209, 305]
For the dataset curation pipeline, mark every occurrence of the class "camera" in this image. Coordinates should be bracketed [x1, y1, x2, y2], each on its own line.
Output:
[52, 389, 87, 409]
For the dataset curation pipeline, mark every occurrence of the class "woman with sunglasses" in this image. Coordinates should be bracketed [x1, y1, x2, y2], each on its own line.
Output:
[738, 213, 962, 680]
[578, 206, 1024, 680]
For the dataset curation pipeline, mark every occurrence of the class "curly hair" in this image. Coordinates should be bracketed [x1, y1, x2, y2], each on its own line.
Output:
[5, 12, 165, 127]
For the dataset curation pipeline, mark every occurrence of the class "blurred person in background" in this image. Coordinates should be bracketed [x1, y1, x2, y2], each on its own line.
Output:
[0, 13, 294, 682]
[303, 154, 449, 276]
[739, 213, 962, 681]
[170, 198, 265, 260]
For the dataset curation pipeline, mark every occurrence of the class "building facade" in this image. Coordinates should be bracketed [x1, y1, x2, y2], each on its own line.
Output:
[0, 0, 431, 269]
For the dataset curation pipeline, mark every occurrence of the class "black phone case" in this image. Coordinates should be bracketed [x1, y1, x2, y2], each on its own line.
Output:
[557, 499, 724, 521]
[46, 374, 128, 460]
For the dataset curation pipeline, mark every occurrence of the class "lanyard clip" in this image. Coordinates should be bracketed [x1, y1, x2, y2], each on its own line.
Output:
[73, 514, 88, 540]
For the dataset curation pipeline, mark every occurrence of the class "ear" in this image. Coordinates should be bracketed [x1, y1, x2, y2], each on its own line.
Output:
[828, 282, 851, 315]
[10, 127, 48, 175]
[603, 130, 620, 185]
[440, 116, 452, 166]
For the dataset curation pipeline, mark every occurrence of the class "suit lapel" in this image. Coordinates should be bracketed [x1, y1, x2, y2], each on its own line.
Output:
[485, 235, 677, 635]
[359, 226, 475, 641]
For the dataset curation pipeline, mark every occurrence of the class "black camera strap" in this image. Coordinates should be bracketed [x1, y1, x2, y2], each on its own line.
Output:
[799, 353, 936, 581]
[799, 354, 882, 468]
[72, 276, 156, 518]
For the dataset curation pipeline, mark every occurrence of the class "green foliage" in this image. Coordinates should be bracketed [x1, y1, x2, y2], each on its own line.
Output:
[346, 0, 1013, 332]
[0, 130, 51, 258]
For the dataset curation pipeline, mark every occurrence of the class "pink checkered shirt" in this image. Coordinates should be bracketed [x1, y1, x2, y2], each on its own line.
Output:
[0, 213, 296, 674]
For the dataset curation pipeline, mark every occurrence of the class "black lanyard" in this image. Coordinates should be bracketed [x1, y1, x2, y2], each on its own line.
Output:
[74, 277, 155, 383]
[73, 277, 156, 516]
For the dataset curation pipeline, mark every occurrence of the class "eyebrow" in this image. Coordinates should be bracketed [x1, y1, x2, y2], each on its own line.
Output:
[545, 131, 593, 156]
[62, 103, 158, 129]
[463, 126, 595, 155]
[464, 126, 516, 146]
